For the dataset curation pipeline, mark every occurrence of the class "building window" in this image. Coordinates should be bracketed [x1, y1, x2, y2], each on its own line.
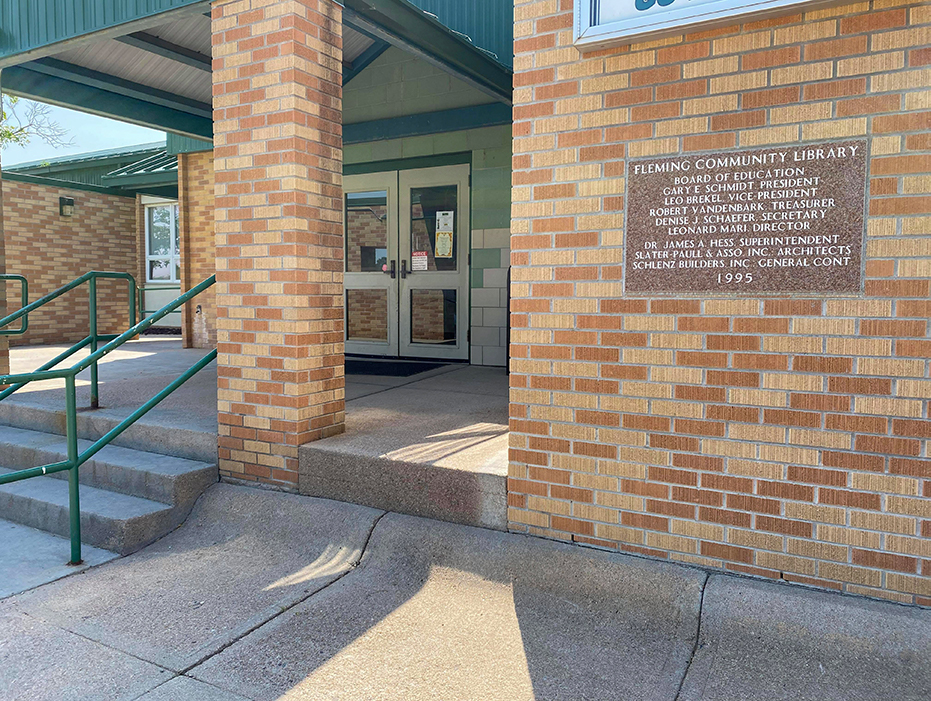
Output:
[145, 203, 180, 282]
[575, 0, 826, 49]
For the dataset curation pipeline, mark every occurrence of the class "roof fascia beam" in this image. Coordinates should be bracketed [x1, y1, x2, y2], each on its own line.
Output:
[343, 41, 390, 86]
[115, 32, 212, 72]
[344, 103, 511, 145]
[25, 58, 212, 118]
[1, 66, 213, 140]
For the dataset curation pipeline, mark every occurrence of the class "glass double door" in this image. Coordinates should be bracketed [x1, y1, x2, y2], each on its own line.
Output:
[344, 165, 470, 361]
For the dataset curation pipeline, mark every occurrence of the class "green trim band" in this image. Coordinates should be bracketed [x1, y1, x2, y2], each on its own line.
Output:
[344, 103, 511, 145]
[344, 151, 471, 175]
[2, 172, 135, 197]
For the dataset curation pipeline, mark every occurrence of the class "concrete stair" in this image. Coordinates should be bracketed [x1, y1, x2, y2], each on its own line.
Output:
[0, 400, 216, 464]
[0, 425, 217, 555]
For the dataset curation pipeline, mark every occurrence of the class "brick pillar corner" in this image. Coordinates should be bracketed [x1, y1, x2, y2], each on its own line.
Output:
[0, 94, 8, 381]
[212, 0, 345, 489]
[177, 153, 194, 349]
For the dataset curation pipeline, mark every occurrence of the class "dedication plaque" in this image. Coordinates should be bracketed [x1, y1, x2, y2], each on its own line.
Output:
[624, 140, 867, 294]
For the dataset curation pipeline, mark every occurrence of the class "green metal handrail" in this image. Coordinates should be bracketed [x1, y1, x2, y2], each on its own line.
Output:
[0, 274, 29, 335]
[0, 274, 217, 565]
[139, 283, 182, 318]
[0, 271, 137, 408]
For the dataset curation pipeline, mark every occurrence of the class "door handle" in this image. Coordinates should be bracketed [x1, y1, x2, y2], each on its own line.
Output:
[401, 260, 408, 279]
[385, 260, 396, 279]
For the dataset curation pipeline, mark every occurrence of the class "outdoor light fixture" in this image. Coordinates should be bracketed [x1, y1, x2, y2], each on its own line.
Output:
[59, 197, 75, 217]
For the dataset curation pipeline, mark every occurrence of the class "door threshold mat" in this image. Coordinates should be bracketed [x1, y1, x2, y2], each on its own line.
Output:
[345, 359, 448, 377]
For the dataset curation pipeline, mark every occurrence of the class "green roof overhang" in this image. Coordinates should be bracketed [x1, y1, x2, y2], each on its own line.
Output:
[0, 64, 213, 140]
[343, 0, 512, 105]
[0, 0, 510, 137]
[0, 0, 208, 68]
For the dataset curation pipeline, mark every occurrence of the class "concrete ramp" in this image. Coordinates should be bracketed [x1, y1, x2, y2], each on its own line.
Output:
[190, 512, 706, 701]
[4, 484, 930, 701]
[679, 575, 931, 701]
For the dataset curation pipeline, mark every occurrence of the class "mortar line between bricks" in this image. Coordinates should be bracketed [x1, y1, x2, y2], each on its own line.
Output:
[674, 571, 710, 701]
[177, 509, 390, 677]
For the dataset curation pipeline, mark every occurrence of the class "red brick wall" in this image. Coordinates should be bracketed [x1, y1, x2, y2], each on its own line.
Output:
[3, 179, 138, 346]
[509, 0, 931, 605]
[179, 151, 217, 348]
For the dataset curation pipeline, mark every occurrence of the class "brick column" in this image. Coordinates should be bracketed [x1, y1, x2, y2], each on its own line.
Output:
[0, 73, 8, 381]
[212, 0, 345, 489]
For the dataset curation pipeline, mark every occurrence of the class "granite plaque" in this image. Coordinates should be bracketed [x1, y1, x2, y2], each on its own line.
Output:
[624, 139, 867, 294]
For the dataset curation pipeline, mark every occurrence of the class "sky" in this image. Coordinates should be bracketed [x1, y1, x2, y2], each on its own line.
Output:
[2, 99, 164, 166]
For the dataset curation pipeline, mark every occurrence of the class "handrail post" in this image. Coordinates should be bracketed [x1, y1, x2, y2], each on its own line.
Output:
[65, 374, 82, 565]
[89, 276, 99, 409]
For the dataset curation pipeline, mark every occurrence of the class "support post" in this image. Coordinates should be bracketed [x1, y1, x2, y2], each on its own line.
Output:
[89, 275, 99, 408]
[212, 0, 345, 489]
[65, 374, 82, 564]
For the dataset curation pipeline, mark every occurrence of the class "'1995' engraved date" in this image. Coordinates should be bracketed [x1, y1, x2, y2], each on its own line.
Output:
[717, 273, 753, 284]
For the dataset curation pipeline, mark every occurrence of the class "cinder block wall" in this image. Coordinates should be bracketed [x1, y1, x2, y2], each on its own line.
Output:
[509, 0, 931, 605]
[3, 180, 137, 346]
[178, 151, 217, 348]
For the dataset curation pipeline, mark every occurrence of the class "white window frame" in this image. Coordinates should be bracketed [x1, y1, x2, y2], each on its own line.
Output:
[144, 200, 181, 284]
[575, 0, 848, 50]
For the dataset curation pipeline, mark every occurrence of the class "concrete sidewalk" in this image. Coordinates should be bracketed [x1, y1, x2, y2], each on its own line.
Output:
[2, 484, 929, 701]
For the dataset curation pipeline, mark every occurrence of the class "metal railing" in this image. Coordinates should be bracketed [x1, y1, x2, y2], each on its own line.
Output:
[0, 274, 216, 564]
[0, 271, 137, 408]
[139, 283, 182, 320]
[0, 274, 29, 336]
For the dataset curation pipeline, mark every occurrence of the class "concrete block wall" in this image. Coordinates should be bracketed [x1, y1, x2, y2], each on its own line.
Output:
[344, 47, 494, 123]
[3, 179, 137, 346]
[509, 0, 931, 605]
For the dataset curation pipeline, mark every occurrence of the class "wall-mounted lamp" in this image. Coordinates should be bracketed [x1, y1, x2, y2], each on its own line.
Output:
[59, 197, 75, 217]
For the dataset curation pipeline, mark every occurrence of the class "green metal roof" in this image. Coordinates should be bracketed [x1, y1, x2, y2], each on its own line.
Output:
[0, 0, 208, 67]
[406, 0, 513, 67]
[102, 149, 178, 188]
[166, 133, 211, 156]
[6, 141, 165, 172]
[4, 140, 167, 190]
[3, 141, 179, 197]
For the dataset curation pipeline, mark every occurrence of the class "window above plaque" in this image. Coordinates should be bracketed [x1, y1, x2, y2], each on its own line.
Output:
[574, 0, 846, 50]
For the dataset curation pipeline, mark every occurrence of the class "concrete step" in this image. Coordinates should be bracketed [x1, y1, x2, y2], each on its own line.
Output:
[0, 468, 180, 555]
[0, 425, 216, 509]
[0, 400, 216, 464]
[297, 379, 509, 531]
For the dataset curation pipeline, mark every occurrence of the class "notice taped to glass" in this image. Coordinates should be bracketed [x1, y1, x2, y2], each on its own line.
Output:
[624, 140, 867, 294]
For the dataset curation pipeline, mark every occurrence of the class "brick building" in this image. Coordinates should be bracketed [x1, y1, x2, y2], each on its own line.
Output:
[0, 0, 929, 604]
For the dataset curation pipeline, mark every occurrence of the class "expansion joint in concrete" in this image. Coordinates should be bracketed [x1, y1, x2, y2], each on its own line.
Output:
[176, 509, 390, 677]
[674, 571, 710, 701]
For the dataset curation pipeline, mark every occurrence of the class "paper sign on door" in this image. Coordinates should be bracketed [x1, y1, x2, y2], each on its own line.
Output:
[434, 231, 453, 259]
[436, 210, 454, 233]
[411, 250, 429, 271]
